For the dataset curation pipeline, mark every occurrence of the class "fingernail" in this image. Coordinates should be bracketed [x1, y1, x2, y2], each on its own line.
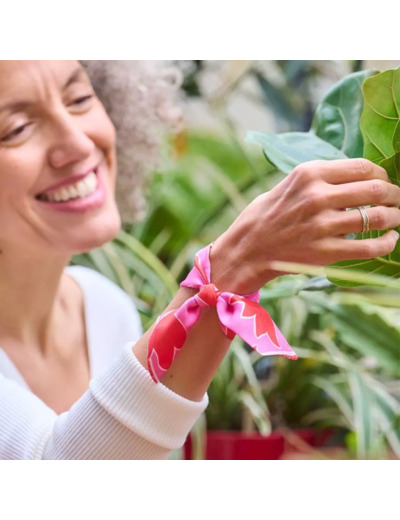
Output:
[394, 231, 400, 241]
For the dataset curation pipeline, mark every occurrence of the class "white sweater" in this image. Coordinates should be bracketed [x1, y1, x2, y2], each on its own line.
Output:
[0, 266, 208, 459]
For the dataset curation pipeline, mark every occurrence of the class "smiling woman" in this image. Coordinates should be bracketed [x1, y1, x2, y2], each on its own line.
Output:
[0, 61, 399, 460]
[0, 61, 120, 255]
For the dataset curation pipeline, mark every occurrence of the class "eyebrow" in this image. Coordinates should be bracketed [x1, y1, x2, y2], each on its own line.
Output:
[0, 100, 30, 115]
[63, 67, 86, 90]
[0, 66, 87, 115]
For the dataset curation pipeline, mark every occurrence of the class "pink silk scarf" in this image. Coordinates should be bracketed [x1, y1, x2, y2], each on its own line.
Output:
[147, 243, 298, 383]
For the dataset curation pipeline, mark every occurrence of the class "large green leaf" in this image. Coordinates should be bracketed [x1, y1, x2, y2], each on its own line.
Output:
[329, 255, 400, 286]
[246, 130, 346, 175]
[246, 71, 377, 172]
[330, 68, 400, 285]
[361, 67, 400, 196]
[361, 68, 400, 166]
[311, 69, 377, 158]
[380, 152, 400, 190]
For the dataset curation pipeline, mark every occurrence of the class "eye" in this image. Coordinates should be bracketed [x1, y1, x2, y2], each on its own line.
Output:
[71, 94, 93, 105]
[67, 94, 94, 114]
[1, 122, 33, 143]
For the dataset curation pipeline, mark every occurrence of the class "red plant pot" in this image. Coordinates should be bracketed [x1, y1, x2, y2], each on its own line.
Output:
[184, 430, 285, 460]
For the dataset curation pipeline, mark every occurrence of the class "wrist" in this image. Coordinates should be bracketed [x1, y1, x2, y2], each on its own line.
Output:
[210, 236, 277, 294]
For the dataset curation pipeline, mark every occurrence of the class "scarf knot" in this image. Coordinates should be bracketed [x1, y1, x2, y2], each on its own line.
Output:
[196, 283, 221, 307]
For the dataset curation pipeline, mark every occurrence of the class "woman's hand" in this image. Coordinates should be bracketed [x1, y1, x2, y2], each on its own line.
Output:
[211, 158, 400, 295]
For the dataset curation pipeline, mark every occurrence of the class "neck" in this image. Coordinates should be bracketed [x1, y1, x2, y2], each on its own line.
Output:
[0, 244, 72, 352]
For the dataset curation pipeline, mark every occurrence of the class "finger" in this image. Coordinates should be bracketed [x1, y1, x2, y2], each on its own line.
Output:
[334, 207, 400, 235]
[293, 158, 389, 185]
[326, 230, 400, 262]
[328, 179, 400, 209]
[312, 207, 400, 238]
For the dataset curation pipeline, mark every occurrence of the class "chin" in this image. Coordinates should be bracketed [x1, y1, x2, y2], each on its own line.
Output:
[72, 208, 122, 254]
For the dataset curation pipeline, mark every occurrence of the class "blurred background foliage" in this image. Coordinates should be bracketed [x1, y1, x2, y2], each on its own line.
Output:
[73, 60, 400, 459]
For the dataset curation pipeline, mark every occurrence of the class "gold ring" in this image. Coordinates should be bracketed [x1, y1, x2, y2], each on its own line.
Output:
[357, 206, 370, 234]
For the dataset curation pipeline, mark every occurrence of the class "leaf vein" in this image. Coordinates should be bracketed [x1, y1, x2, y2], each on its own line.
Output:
[364, 130, 389, 159]
[365, 101, 398, 120]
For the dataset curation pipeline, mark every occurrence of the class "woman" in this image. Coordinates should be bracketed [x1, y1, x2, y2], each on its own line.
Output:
[0, 60, 399, 459]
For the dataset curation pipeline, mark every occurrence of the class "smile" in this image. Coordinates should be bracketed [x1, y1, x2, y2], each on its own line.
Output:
[37, 171, 98, 203]
[35, 168, 107, 214]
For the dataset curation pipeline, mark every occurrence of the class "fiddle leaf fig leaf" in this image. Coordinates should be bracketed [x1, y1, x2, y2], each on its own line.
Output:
[247, 70, 376, 176]
[311, 69, 378, 158]
[361, 69, 400, 189]
[329, 68, 400, 286]
[380, 152, 400, 189]
[245, 130, 346, 175]
[361, 67, 400, 168]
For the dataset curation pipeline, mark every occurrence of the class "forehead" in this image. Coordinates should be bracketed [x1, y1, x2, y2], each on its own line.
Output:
[0, 60, 83, 96]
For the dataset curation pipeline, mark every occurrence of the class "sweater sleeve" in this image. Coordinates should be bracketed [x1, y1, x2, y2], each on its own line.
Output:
[0, 343, 208, 460]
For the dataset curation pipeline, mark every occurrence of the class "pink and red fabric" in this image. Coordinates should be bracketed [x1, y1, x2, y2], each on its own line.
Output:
[147, 244, 297, 383]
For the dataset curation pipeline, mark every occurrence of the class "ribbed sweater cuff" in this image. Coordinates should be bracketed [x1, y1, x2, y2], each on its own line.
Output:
[90, 343, 208, 450]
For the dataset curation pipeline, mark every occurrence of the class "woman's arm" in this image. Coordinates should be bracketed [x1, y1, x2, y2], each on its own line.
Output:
[133, 158, 400, 400]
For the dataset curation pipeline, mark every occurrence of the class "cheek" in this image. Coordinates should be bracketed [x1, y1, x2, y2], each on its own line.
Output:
[0, 160, 37, 241]
[0, 153, 40, 202]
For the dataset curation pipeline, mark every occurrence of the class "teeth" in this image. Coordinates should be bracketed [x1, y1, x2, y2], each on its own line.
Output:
[68, 186, 79, 198]
[41, 171, 98, 203]
[59, 188, 70, 202]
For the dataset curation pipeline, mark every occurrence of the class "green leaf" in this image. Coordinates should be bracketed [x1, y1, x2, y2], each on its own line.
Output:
[85, 248, 119, 284]
[323, 301, 400, 377]
[361, 68, 400, 241]
[371, 384, 400, 457]
[298, 276, 334, 291]
[237, 391, 271, 435]
[328, 68, 400, 285]
[348, 371, 374, 458]
[246, 130, 346, 175]
[115, 230, 179, 297]
[328, 255, 400, 288]
[380, 151, 400, 190]
[361, 68, 400, 166]
[313, 375, 353, 427]
[311, 69, 378, 158]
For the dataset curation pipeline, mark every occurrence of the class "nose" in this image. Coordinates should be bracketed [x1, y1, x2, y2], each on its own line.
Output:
[47, 113, 95, 169]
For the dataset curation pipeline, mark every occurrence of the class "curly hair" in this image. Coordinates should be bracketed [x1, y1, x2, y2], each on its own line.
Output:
[80, 61, 183, 223]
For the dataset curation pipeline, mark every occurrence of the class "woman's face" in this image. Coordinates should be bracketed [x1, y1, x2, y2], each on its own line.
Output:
[0, 60, 120, 258]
